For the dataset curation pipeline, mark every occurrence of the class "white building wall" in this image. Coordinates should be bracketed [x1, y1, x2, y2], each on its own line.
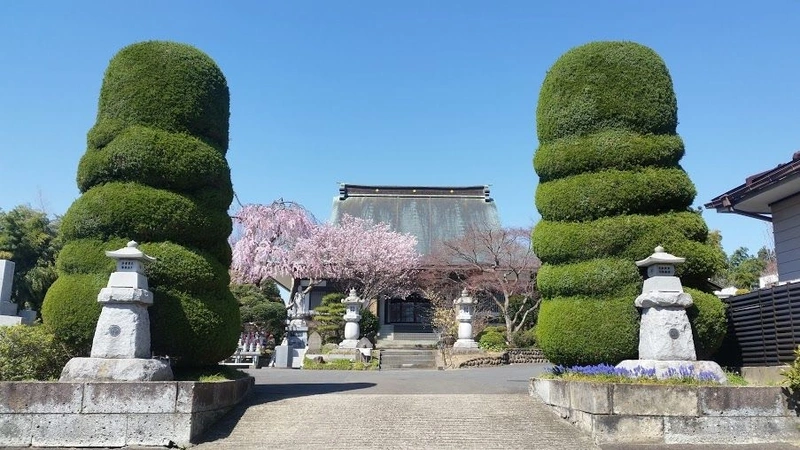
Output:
[772, 193, 800, 281]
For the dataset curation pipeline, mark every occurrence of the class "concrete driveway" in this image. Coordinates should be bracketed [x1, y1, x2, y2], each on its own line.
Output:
[193, 365, 800, 450]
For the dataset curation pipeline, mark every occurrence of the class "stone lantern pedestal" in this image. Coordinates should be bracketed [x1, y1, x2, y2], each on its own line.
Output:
[60, 241, 173, 382]
[616, 246, 726, 383]
[453, 289, 479, 349]
[339, 289, 364, 349]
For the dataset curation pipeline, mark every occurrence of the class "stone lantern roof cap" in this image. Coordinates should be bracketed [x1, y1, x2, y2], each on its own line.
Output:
[105, 241, 156, 263]
[635, 245, 685, 267]
[454, 288, 474, 305]
[341, 288, 363, 304]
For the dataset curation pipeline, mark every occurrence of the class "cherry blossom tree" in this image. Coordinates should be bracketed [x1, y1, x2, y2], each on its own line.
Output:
[422, 224, 541, 342]
[231, 201, 421, 305]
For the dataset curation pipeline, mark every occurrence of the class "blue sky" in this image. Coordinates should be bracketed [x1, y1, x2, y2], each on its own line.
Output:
[1, 1, 798, 256]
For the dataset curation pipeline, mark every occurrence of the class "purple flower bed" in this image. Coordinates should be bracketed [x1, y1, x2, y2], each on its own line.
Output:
[551, 363, 719, 383]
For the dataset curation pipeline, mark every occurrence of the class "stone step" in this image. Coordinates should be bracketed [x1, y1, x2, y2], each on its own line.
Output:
[391, 332, 438, 341]
[379, 349, 436, 370]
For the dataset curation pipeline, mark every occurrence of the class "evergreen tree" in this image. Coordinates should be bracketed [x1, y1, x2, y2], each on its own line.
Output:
[533, 41, 727, 366]
[41, 41, 240, 365]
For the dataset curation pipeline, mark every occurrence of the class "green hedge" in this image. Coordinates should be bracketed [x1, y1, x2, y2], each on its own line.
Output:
[536, 167, 696, 222]
[536, 258, 641, 298]
[41, 273, 106, 356]
[78, 125, 232, 203]
[60, 182, 231, 250]
[96, 41, 230, 152]
[149, 285, 240, 366]
[685, 288, 728, 359]
[87, 119, 126, 150]
[536, 295, 639, 366]
[531, 212, 708, 264]
[56, 238, 127, 275]
[534, 130, 684, 182]
[536, 41, 677, 143]
[139, 242, 230, 294]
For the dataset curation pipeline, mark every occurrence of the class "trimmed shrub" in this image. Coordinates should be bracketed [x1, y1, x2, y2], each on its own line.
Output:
[60, 182, 231, 248]
[532, 41, 723, 366]
[148, 285, 240, 363]
[139, 242, 230, 294]
[95, 41, 230, 152]
[536, 167, 696, 222]
[531, 211, 708, 262]
[41, 273, 106, 356]
[0, 325, 71, 381]
[42, 41, 238, 367]
[509, 327, 537, 349]
[478, 330, 507, 352]
[359, 308, 379, 342]
[534, 130, 684, 182]
[78, 125, 233, 202]
[536, 258, 641, 298]
[685, 288, 728, 360]
[535, 295, 639, 366]
[313, 293, 346, 344]
[56, 237, 127, 275]
[536, 41, 677, 143]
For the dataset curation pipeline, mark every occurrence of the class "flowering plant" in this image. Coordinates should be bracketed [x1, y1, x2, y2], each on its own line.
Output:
[549, 363, 721, 384]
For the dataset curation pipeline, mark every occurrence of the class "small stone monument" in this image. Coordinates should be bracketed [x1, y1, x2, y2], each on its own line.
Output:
[453, 288, 479, 349]
[307, 331, 322, 353]
[0, 259, 36, 326]
[356, 337, 373, 361]
[339, 289, 364, 348]
[60, 241, 173, 381]
[616, 246, 726, 383]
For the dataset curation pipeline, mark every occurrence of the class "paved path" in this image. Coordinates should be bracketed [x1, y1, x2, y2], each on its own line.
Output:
[195, 364, 602, 450]
[193, 365, 800, 450]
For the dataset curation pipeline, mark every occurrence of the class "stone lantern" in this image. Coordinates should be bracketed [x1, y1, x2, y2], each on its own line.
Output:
[339, 288, 364, 348]
[453, 289, 478, 349]
[616, 245, 726, 382]
[635, 245, 695, 360]
[60, 241, 173, 381]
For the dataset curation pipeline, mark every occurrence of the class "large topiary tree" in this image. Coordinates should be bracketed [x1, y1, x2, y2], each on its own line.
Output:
[533, 41, 726, 366]
[41, 41, 240, 366]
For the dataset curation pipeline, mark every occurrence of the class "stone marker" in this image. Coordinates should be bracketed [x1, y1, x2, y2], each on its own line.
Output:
[356, 336, 373, 360]
[616, 246, 726, 383]
[307, 331, 322, 353]
[0, 259, 35, 326]
[60, 241, 173, 381]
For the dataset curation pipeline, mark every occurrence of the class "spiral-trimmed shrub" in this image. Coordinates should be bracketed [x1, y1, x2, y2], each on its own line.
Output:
[536, 41, 678, 143]
[533, 41, 726, 366]
[534, 130, 685, 182]
[42, 41, 239, 366]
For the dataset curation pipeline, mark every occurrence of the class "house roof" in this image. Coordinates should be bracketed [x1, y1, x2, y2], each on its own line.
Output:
[330, 184, 501, 255]
[704, 152, 800, 220]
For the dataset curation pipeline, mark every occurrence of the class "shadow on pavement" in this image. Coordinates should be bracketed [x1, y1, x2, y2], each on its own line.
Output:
[196, 382, 376, 444]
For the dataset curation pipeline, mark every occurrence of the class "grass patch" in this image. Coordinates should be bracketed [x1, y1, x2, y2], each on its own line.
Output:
[172, 364, 250, 381]
[303, 355, 380, 371]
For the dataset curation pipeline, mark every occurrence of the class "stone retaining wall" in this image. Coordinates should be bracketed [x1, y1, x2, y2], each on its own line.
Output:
[507, 348, 548, 364]
[0, 376, 253, 447]
[455, 348, 549, 368]
[531, 377, 800, 445]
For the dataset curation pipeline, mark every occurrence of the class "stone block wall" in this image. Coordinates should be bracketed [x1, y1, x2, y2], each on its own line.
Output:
[454, 348, 549, 368]
[0, 377, 253, 447]
[531, 378, 800, 445]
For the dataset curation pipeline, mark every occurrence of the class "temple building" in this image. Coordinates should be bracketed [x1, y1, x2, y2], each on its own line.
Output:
[304, 184, 502, 344]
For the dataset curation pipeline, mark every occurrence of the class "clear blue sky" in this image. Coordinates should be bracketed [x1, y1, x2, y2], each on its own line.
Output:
[2, 1, 798, 256]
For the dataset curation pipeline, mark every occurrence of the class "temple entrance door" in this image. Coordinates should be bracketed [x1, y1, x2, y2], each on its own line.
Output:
[384, 296, 432, 330]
